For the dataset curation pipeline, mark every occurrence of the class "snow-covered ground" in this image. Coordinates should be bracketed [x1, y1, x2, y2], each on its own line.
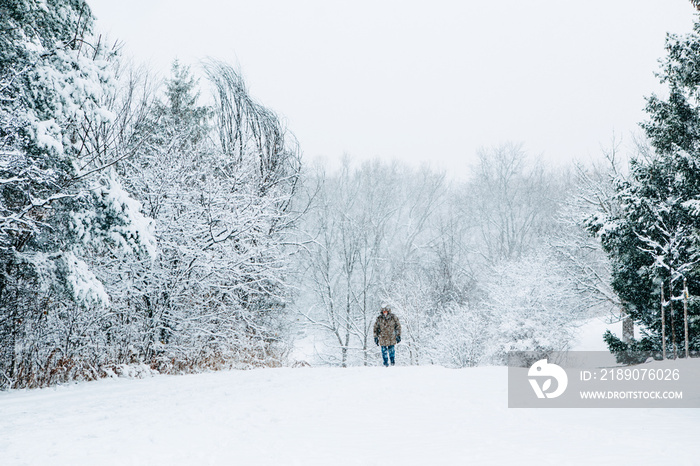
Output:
[570, 316, 620, 351]
[1, 363, 698, 465]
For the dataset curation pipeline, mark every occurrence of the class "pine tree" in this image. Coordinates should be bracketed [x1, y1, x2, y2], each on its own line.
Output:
[0, 0, 154, 388]
[591, 17, 700, 361]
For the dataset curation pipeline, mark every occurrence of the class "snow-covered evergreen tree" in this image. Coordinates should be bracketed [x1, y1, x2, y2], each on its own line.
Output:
[0, 0, 154, 387]
[590, 18, 700, 359]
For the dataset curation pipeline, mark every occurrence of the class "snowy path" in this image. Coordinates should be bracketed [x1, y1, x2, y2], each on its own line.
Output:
[1, 365, 698, 465]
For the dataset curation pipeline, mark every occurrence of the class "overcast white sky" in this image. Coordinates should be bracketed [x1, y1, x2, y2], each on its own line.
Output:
[89, 0, 696, 175]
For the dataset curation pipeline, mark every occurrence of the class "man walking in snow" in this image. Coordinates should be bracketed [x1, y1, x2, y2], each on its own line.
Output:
[374, 305, 401, 366]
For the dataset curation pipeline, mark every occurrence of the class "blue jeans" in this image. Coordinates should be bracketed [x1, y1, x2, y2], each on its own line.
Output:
[381, 345, 395, 366]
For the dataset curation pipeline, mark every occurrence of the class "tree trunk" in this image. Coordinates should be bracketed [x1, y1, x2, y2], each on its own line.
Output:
[661, 284, 666, 360]
[622, 314, 634, 343]
[343, 283, 351, 368]
[684, 278, 689, 359]
[669, 278, 677, 359]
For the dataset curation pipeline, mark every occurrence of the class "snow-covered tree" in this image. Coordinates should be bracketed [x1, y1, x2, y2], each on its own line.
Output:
[299, 160, 389, 366]
[0, 0, 155, 388]
[477, 251, 587, 364]
[467, 143, 559, 264]
[554, 143, 624, 338]
[591, 18, 700, 359]
[104, 60, 302, 372]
